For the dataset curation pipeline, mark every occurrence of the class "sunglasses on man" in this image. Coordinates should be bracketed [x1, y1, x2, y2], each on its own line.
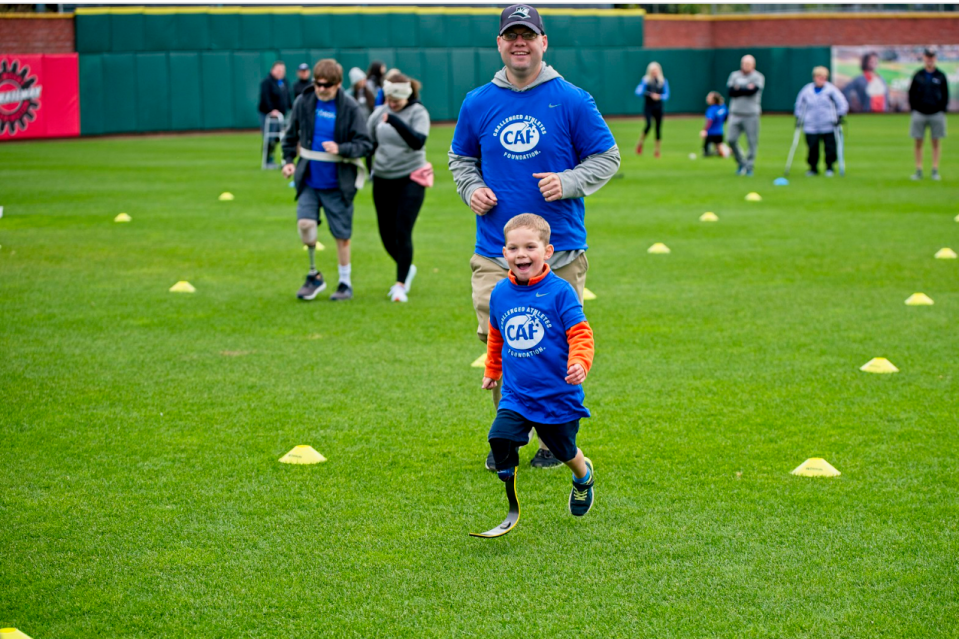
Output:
[314, 80, 337, 88]
[501, 31, 540, 41]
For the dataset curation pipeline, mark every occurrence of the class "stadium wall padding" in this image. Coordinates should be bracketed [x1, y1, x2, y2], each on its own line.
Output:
[74, 10, 830, 135]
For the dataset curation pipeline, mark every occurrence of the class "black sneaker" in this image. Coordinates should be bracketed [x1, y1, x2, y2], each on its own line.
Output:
[296, 272, 326, 300]
[485, 450, 496, 472]
[569, 457, 594, 517]
[329, 282, 353, 301]
[530, 448, 562, 469]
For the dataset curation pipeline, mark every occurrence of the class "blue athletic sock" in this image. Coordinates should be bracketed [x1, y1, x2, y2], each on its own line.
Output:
[573, 467, 591, 485]
[497, 468, 515, 482]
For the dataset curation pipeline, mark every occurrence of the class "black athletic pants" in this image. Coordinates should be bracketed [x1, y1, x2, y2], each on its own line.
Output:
[806, 132, 837, 172]
[372, 175, 425, 283]
[643, 103, 663, 140]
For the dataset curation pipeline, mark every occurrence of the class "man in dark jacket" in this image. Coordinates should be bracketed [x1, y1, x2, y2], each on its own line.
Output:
[282, 59, 373, 301]
[292, 63, 313, 99]
[259, 61, 291, 168]
[909, 48, 949, 181]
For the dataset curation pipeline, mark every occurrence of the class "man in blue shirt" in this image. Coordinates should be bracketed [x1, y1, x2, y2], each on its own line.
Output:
[449, 4, 620, 470]
[282, 59, 373, 301]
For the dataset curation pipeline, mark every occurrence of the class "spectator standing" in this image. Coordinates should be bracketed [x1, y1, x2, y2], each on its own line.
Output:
[449, 4, 620, 470]
[292, 63, 313, 99]
[726, 54, 765, 176]
[909, 48, 949, 181]
[281, 59, 373, 301]
[349, 67, 375, 122]
[634, 61, 670, 157]
[368, 73, 431, 303]
[794, 66, 849, 177]
[258, 61, 292, 168]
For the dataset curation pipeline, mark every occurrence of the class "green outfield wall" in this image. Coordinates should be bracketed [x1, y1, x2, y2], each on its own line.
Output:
[74, 7, 828, 136]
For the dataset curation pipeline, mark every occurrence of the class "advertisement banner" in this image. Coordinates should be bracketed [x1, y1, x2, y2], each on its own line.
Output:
[832, 45, 958, 114]
[0, 53, 80, 141]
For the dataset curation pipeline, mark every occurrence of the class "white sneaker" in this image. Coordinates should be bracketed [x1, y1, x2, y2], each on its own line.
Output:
[404, 265, 417, 292]
[389, 283, 408, 303]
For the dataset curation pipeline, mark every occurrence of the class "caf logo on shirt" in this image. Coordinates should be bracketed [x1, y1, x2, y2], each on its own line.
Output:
[504, 313, 545, 350]
[494, 115, 547, 158]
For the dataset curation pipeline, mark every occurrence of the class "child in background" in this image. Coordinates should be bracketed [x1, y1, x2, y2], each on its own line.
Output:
[701, 92, 729, 157]
[482, 214, 596, 517]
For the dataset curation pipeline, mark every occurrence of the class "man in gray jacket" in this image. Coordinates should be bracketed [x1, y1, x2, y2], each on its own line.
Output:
[449, 4, 620, 470]
[726, 55, 765, 176]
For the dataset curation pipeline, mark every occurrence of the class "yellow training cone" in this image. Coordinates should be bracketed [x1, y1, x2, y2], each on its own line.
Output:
[745, 192, 762, 202]
[0, 629, 34, 639]
[582, 288, 597, 301]
[218, 192, 234, 201]
[647, 242, 671, 254]
[954, 214, 959, 222]
[279, 445, 327, 465]
[302, 242, 325, 251]
[935, 247, 957, 259]
[169, 281, 196, 293]
[114, 212, 131, 223]
[471, 353, 487, 368]
[791, 458, 841, 477]
[905, 293, 934, 306]
[860, 357, 898, 374]
[699, 212, 719, 222]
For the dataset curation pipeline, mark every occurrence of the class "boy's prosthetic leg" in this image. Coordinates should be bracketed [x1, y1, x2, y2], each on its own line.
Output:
[470, 439, 522, 538]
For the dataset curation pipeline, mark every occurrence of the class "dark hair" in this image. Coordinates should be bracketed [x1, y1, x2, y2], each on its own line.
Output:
[386, 72, 422, 101]
[313, 59, 343, 85]
[861, 52, 878, 71]
[367, 61, 385, 85]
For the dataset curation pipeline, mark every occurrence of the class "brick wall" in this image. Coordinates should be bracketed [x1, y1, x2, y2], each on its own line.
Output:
[646, 13, 959, 49]
[0, 16, 74, 54]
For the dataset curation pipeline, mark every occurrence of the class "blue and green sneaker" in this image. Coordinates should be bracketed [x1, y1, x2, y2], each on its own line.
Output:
[569, 457, 594, 517]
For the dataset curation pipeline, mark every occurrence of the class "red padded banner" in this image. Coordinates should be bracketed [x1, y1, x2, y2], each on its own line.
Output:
[0, 53, 80, 140]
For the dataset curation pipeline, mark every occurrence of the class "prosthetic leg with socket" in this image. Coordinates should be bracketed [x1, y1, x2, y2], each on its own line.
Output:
[296, 219, 326, 300]
[471, 438, 521, 538]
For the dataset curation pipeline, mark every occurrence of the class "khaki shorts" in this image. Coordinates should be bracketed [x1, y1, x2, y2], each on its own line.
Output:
[470, 252, 589, 342]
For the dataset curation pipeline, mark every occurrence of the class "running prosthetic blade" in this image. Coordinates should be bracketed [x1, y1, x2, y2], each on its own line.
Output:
[470, 470, 520, 538]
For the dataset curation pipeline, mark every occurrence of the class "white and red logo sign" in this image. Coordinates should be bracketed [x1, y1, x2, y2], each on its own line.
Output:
[0, 54, 79, 141]
[0, 59, 42, 135]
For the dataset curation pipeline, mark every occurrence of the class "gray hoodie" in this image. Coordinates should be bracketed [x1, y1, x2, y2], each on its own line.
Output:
[448, 63, 620, 268]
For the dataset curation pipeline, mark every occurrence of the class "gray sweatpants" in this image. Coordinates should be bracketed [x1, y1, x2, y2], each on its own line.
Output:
[727, 114, 760, 172]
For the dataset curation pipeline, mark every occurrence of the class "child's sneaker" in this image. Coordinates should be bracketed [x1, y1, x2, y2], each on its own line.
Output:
[569, 458, 594, 517]
[530, 448, 562, 468]
[635, 141, 643, 155]
[911, 169, 923, 181]
[485, 450, 496, 472]
[932, 169, 941, 181]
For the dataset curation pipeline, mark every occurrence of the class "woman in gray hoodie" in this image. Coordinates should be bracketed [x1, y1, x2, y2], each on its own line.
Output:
[367, 73, 431, 303]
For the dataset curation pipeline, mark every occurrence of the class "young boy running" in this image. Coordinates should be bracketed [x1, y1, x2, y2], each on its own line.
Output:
[482, 214, 596, 518]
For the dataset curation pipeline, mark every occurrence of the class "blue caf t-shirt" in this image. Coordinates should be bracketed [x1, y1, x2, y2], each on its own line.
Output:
[489, 270, 590, 424]
[450, 77, 616, 258]
[306, 99, 338, 190]
[705, 104, 728, 135]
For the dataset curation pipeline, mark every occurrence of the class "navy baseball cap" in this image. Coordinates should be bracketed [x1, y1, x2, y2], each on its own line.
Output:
[297, 63, 310, 71]
[499, 4, 545, 36]
[923, 47, 937, 57]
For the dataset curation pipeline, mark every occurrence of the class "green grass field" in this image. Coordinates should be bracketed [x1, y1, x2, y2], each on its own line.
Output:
[2, 114, 957, 638]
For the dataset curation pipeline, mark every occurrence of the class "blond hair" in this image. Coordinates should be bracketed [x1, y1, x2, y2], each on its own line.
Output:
[812, 66, 829, 79]
[644, 61, 663, 83]
[504, 214, 550, 245]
